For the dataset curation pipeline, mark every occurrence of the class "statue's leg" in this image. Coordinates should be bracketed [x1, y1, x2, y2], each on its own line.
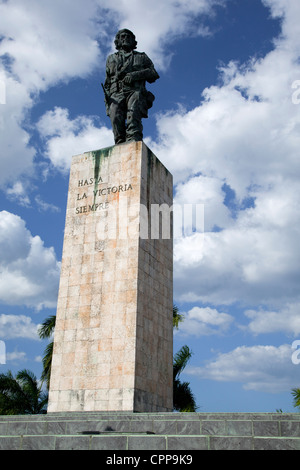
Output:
[126, 92, 143, 142]
[109, 100, 126, 144]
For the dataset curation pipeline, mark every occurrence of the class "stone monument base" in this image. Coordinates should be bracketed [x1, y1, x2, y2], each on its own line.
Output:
[48, 142, 173, 413]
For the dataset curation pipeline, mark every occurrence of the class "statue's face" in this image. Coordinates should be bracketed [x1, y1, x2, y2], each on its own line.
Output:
[117, 30, 135, 52]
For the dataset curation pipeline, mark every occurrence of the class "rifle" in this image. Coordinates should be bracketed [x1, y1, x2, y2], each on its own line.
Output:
[101, 83, 110, 114]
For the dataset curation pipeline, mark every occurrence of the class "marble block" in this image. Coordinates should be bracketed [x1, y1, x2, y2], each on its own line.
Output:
[48, 141, 173, 412]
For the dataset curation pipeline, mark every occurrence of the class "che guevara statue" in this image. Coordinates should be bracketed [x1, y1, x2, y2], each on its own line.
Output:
[102, 29, 159, 144]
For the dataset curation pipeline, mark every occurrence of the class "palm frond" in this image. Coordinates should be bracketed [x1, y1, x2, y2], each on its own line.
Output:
[38, 315, 56, 340]
[291, 388, 300, 409]
[173, 305, 184, 329]
[41, 341, 53, 390]
[0, 370, 48, 415]
[173, 379, 198, 412]
[173, 345, 198, 412]
[39, 315, 56, 391]
[173, 345, 192, 379]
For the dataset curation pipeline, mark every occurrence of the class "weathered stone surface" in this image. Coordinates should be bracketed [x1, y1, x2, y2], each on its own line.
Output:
[253, 437, 300, 450]
[210, 436, 253, 451]
[47, 141, 173, 413]
[1, 413, 300, 450]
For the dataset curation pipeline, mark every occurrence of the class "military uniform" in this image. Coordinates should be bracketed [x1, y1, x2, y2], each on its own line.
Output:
[104, 50, 159, 144]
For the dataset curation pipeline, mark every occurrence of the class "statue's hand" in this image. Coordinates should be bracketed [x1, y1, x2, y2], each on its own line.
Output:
[123, 74, 133, 85]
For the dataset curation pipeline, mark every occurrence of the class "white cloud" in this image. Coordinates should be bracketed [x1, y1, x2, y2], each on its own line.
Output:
[37, 107, 113, 172]
[0, 0, 226, 187]
[0, 0, 105, 187]
[177, 306, 234, 336]
[0, 314, 40, 340]
[35, 195, 60, 213]
[245, 303, 300, 337]
[98, 0, 225, 69]
[151, 78, 300, 200]
[174, 174, 300, 308]
[6, 181, 31, 207]
[0, 210, 31, 265]
[144, 1, 300, 313]
[0, 73, 36, 188]
[174, 222, 300, 308]
[174, 175, 231, 232]
[0, 0, 102, 91]
[188, 344, 298, 393]
[6, 350, 27, 363]
[148, 0, 300, 199]
[0, 211, 60, 309]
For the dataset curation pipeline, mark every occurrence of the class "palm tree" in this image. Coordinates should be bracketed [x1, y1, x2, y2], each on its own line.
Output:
[38, 315, 56, 390]
[173, 305, 198, 411]
[291, 388, 300, 409]
[173, 345, 198, 412]
[0, 369, 48, 415]
[173, 304, 184, 329]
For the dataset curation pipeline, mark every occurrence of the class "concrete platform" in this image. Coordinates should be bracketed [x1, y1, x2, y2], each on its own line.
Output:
[1, 412, 300, 450]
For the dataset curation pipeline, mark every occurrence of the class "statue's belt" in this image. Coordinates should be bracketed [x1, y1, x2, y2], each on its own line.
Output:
[110, 81, 145, 94]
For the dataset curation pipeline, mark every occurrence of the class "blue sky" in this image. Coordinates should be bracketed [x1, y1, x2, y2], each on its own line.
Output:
[1, 0, 300, 413]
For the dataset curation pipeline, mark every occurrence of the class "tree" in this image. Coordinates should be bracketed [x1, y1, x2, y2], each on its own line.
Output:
[0, 369, 48, 415]
[173, 345, 198, 412]
[38, 315, 56, 390]
[291, 388, 300, 409]
[173, 306, 198, 412]
[173, 304, 184, 329]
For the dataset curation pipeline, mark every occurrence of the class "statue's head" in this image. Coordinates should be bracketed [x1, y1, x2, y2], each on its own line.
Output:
[114, 29, 137, 51]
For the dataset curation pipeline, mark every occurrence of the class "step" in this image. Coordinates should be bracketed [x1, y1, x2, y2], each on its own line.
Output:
[1, 433, 300, 450]
[0, 412, 300, 450]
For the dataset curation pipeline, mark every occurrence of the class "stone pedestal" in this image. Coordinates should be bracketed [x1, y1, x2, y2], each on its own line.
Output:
[48, 141, 173, 412]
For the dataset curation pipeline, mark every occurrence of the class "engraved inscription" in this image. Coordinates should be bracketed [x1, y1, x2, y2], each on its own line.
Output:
[75, 177, 133, 215]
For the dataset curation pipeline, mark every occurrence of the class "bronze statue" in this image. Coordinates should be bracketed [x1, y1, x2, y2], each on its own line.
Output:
[103, 29, 159, 144]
